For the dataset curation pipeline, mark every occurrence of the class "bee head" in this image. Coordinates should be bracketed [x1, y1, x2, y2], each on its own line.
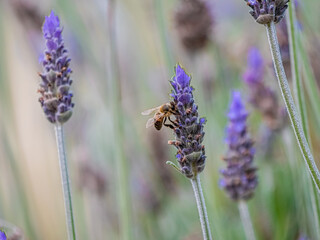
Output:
[160, 103, 170, 113]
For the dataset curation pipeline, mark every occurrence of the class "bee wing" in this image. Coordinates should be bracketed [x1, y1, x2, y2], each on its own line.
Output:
[141, 106, 161, 115]
[146, 117, 156, 128]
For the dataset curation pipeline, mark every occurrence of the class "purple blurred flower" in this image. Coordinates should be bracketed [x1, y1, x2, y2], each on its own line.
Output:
[244, 0, 289, 24]
[174, 0, 214, 53]
[297, 234, 309, 240]
[38, 11, 74, 124]
[0, 230, 6, 240]
[220, 91, 257, 201]
[169, 64, 206, 179]
[243, 47, 264, 85]
[243, 48, 286, 130]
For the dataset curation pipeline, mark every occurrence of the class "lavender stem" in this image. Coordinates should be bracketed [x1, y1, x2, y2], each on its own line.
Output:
[238, 201, 256, 240]
[54, 124, 76, 240]
[287, 2, 320, 235]
[190, 174, 212, 240]
[265, 22, 320, 192]
[107, 1, 132, 239]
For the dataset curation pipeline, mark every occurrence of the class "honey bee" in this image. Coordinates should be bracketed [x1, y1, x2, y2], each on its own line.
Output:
[142, 102, 179, 130]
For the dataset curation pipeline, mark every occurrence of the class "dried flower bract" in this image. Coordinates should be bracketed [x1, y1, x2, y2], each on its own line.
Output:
[245, 0, 289, 24]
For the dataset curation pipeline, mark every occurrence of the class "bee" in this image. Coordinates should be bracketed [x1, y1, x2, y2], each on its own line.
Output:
[142, 102, 179, 130]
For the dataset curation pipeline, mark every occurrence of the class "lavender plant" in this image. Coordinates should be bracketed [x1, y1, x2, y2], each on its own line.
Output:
[38, 11, 76, 240]
[167, 64, 212, 240]
[243, 0, 320, 191]
[220, 91, 257, 240]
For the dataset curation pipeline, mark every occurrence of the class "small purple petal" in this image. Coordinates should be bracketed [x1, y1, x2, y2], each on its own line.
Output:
[43, 11, 61, 38]
[178, 93, 191, 105]
[175, 64, 191, 88]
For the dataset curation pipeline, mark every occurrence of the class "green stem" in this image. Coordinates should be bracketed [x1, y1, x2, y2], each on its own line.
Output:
[238, 201, 256, 240]
[287, 2, 309, 139]
[54, 124, 76, 240]
[107, 1, 132, 239]
[298, 36, 320, 130]
[190, 175, 213, 240]
[154, 0, 174, 70]
[265, 22, 320, 191]
[287, 3, 320, 236]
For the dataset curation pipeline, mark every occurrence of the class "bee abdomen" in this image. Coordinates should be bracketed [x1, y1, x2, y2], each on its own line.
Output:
[155, 121, 163, 130]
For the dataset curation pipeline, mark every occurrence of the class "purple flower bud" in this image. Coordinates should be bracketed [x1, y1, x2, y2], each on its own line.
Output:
[169, 64, 206, 179]
[38, 11, 74, 124]
[220, 91, 258, 201]
[244, 0, 289, 24]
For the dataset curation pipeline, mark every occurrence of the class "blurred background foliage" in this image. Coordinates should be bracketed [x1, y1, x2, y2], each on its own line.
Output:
[0, 0, 320, 239]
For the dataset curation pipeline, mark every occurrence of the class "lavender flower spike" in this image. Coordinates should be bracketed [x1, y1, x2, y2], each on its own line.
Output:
[220, 91, 258, 201]
[38, 10, 74, 124]
[244, 0, 289, 25]
[169, 64, 206, 179]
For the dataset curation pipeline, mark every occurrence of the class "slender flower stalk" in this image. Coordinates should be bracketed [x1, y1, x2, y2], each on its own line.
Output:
[167, 65, 212, 240]
[298, 36, 320, 130]
[243, 0, 320, 191]
[286, 1, 308, 138]
[154, 0, 174, 69]
[107, 1, 132, 239]
[265, 22, 320, 191]
[220, 91, 257, 240]
[238, 201, 256, 240]
[55, 124, 76, 240]
[287, 2, 320, 236]
[38, 11, 76, 239]
[191, 175, 212, 240]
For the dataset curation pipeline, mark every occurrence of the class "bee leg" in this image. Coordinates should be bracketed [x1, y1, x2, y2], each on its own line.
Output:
[168, 116, 179, 127]
[163, 117, 175, 129]
[169, 109, 179, 115]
